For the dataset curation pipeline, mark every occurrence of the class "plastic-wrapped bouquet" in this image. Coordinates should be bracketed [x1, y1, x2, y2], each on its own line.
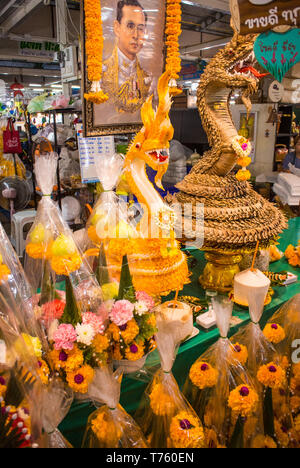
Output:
[231, 274, 294, 447]
[184, 296, 261, 448]
[82, 366, 148, 448]
[135, 301, 206, 449]
[263, 294, 300, 447]
[24, 154, 110, 397]
[107, 255, 157, 374]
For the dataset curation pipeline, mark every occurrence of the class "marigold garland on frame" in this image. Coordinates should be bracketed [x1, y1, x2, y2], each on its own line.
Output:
[84, 0, 108, 104]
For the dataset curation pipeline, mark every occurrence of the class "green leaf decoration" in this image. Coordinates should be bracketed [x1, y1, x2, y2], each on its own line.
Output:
[96, 243, 110, 286]
[263, 386, 276, 440]
[117, 255, 135, 302]
[39, 261, 61, 306]
[228, 414, 245, 449]
[60, 277, 82, 327]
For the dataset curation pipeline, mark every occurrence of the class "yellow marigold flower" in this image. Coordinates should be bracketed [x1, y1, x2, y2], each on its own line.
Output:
[237, 156, 252, 167]
[263, 323, 286, 344]
[257, 363, 286, 389]
[91, 410, 121, 447]
[229, 343, 248, 366]
[149, 383, 175, 416]
[251, 435, 277, 448]
[26, 242, 46, 260]
[125, 342, 144, 361]
[169, 411, 205, 448]
[112, 344, 123, 361]
[0, 384, 6, 397]
[228, 385, 259, 417]
[108, 323, 121, 342]
[285, 245, 296, 260]
[275, 420, 290, 448]
[48, 345, 84, 373]
[51, 253, 82, 276]
[236, 169, 251, 181]
[289, 254, 300, 267]
[147, 314, 156, 328]
[189, 361, 218, 390]
[120, 319, 139, 345]
[291, 395, 300, 413]
[87, 225, 101, 245]
[92, 333, 110, 354]
[66, 365, 94, 394]
[36, 359, 50, 385]
[0, 264, 10, 282]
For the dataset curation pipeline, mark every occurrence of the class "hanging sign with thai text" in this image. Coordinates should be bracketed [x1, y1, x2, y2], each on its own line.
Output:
[230, 0, 300, 35]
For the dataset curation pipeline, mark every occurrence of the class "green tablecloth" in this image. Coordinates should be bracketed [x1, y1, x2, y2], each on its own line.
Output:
[59, 217, 300, 447]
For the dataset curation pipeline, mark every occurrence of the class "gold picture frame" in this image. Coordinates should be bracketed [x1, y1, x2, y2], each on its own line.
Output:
[81, 0, 166, 137]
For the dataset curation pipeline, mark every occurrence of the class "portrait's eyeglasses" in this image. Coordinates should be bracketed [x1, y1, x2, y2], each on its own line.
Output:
[125, 21, 146, 34]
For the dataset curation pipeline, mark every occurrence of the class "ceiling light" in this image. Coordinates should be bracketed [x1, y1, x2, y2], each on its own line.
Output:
[29, 84, 41, 87]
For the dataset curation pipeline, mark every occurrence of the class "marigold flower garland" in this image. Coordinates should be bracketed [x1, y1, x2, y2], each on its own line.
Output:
[84, 0, 108, 104]
[263, 324, 286, 345]
[232, 135, 252, 181]
[165, 0, 182, 96]
[169, 411, 205, 448]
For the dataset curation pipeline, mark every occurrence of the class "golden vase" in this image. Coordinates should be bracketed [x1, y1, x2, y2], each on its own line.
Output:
[199, 251, 243, 293]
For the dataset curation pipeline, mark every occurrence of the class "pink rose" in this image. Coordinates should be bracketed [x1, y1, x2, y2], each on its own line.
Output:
[82, 312, 105, 334]
[109, 300, 134, 326]
[242, 143, 248, 151]
[53, 324, 77, 350]
[135, 291, 155, 310]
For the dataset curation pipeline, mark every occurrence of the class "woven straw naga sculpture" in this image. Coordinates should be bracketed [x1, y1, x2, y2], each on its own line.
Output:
[174, 33, 287, 292]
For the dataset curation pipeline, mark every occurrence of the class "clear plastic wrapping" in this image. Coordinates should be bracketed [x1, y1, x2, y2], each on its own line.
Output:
[0, 291, 46, 448]
[263, 294, 300, 447]
[230, 289, 295, 447]
[24, 154, 110, 400]
[135, 306, 206, 448]
[0, 153, 26, 179]
[184, 296, 262, 448]
[41, 378, 73, 448]
[82, 367, 148, 448]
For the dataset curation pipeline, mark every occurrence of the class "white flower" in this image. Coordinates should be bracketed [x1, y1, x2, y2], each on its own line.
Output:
[48, 319, 59, 341]
[75, 323, 95, 346]
[134, 301, 148, 316]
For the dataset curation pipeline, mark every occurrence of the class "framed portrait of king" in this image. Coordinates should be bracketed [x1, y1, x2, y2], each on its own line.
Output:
[82, 0, 166, 136]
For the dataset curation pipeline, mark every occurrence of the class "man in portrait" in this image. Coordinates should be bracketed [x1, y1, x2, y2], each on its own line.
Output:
[101, 0, 153, 115]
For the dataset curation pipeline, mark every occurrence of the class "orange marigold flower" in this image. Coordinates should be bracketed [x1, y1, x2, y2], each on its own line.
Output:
[257, 363, 286, 389]
[189, 361, 218, 390]
[285, 244, 296, 260]
[51, 253, 82, 276]
[0, 264, 10, 282]
[228, 385, 259, 417]
[125, 342, 144, 361]
[66, 365, 94, 394]
[92, 333, 110, 354]
[169, 411, 205, 448]
[263, 323, 286, 344]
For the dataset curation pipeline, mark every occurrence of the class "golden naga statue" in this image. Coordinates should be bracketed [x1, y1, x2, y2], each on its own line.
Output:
[107, 71, 190, 296]
[174, 33, 287, 292]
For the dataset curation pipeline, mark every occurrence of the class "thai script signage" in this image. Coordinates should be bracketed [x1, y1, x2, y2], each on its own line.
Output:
[231, 0, 300, 34]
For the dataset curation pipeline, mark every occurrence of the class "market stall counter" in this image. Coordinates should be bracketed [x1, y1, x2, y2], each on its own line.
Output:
[59, 217, 300, 448]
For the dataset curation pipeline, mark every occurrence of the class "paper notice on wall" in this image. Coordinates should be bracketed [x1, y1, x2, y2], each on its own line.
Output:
[76, 125, 115, 184]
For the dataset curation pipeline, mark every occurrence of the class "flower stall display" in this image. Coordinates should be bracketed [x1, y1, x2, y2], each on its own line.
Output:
[184, 296, 261, 448]
[230, 277, 295, 447]
[107, 255, 157, 374]
[82, 367, 148, 448]
[135, 303, 205, 449]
